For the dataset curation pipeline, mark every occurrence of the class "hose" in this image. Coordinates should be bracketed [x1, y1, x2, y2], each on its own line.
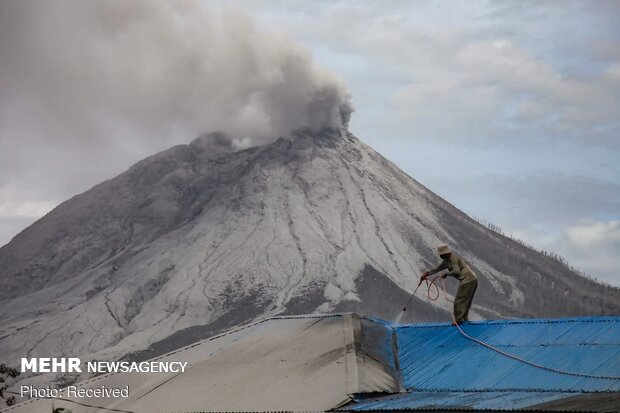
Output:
[423, 276, 441, 301]
[436, 277, 620, 381]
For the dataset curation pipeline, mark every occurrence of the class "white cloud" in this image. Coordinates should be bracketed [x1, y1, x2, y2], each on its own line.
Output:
[391, 36, 619, 141]
[262, 2, 620, 146]
[605, 63, 620, 80]
[0, 187, 59, 246]
[555, 220, 620, 285]
[565, 220, 620, 249]
[0, 200, 58, 219]
[500, 220, 620, 287]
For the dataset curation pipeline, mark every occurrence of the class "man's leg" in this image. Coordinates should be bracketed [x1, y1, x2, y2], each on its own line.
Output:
[453, 282, 470, 323]
[463, 279, 478, 321]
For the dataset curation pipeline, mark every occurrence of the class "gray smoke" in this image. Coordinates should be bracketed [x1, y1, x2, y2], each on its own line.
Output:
[0, 0, 353, 247]
[0, 0, 353, 148]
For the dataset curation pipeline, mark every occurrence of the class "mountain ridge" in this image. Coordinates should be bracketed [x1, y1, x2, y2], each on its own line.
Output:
[1, 127, 618, 377]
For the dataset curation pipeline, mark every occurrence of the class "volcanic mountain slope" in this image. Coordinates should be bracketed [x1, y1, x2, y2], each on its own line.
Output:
[1, 128, 618, 368]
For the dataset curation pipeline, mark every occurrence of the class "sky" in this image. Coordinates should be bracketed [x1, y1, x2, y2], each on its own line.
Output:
[0, 1, 619, 285]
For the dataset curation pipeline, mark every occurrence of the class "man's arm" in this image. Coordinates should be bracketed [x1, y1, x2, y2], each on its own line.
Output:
[443, 270, 459, 279]
[426, 260, 447, 276]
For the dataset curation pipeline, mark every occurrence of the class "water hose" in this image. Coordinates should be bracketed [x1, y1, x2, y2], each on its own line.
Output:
[433, 276, 620, 381]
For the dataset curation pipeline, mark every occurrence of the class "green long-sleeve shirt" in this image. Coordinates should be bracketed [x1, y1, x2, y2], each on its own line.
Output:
[427, 253, 477, 283]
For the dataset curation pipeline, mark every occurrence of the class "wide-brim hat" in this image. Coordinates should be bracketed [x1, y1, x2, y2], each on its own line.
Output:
[437, 245, 450, 255]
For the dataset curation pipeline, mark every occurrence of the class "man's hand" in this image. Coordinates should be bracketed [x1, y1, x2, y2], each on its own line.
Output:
[441, 273, 448, 279]
[420, 271, 429, 283]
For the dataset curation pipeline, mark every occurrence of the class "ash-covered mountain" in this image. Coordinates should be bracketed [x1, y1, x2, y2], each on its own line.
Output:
[1, 128, 618, 367]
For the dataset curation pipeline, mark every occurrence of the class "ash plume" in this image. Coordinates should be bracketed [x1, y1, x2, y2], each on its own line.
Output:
[0, 0, 353, 150]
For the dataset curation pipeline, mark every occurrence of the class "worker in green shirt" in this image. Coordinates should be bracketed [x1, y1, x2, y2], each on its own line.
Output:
[421, 245, 478, 325]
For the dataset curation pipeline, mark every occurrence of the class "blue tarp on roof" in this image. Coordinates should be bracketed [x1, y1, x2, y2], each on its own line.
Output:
[341, 317, 620, 411]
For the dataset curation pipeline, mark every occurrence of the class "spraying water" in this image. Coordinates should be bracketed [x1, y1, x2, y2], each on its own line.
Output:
[394, 279, 423, 323]
[395, 275, 443, 324]
[393, 310, 405, 324]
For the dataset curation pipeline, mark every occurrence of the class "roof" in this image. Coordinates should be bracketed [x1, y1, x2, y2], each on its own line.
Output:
[3, 315, 619, 413]
[340, 317, 620, 412]
[2, 314, 398, 413]
[348, 391, 583, 411]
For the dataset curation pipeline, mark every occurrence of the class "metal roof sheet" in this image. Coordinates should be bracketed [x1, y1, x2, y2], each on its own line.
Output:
[358, 318, 401, 393]
[3, 314, 401, 413]
[4, 315, 357, 413]
[344, 390, 573, 411]
[340, 317, 620, 412]
[395, 317, 620, 393]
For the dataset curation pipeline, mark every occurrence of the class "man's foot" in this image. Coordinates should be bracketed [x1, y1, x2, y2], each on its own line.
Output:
[452, 319, 466, 326]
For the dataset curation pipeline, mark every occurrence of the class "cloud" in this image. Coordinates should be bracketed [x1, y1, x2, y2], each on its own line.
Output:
[0, 186, 59, 245]
[269, 1, 620, 147]
[0, 200, 58, 219]
[390, 34, 620, 145]
[422, 171, 620, 228]
[478, 172, 620, 225]
[565, 220, 620, 249]
[0, 216, 39, 247]
[554, 220, 620, 285]
[506, 221, 620, 287]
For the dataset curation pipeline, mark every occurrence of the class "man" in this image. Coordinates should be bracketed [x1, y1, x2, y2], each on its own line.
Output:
[421, 245, 477, 325]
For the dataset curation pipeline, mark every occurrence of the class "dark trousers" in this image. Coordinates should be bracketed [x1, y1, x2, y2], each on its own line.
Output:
[453, 279, 478, 323]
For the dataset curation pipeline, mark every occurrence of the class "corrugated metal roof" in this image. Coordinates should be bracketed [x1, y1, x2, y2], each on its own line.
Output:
[345, 390, 573, 411]
[358, 318, 401, 393]
[4, 315, 357, 413]
[396, 317, 620, 393]
[5, 315, 619, 413]
[3, 313, 401, 413]
[530, 391, 620, 412]
[340, 317, 620, 412]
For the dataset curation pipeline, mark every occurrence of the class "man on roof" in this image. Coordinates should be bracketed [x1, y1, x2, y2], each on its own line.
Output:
[421, 245, 478, 325]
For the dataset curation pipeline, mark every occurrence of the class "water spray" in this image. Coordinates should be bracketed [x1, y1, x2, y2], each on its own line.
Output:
[394, 274, 442, 324]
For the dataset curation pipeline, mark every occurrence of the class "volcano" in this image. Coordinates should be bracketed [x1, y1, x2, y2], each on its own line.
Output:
[1, 128, 618, 370]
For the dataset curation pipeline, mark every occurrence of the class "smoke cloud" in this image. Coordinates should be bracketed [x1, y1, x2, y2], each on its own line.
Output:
[0, 0, 353, 246]
[0, 0, 353, 147]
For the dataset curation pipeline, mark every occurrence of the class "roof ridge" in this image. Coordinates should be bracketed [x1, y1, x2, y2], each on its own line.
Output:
[403, 388, 620, 394]
[395, 316, 620, 329]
